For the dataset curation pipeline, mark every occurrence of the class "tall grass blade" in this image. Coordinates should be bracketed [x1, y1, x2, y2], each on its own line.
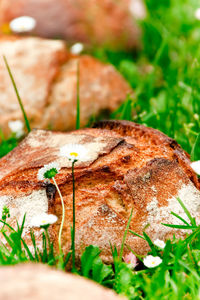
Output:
[143, 232, 157, 256]
[119, 208, 133, 261]
[21, 239, 34, 261]
[30, 229, 39, 262]
[161, 223, 197, 230]
[177, 197, 196, 226]
[76, 60, 80, 129]
[190, 133, 200, 161]
[170, 212, 190, 226]
[129, 230, 145, 240]
[3, 55, 31, 133]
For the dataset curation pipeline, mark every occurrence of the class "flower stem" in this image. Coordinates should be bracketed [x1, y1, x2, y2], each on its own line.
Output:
[52, 177, 65, 256]
[72, 161, 76, 271]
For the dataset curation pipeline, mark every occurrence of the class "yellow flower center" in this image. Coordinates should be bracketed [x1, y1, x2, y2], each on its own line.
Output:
[1, 23, 11, 34]
[41, 220, 46, 224]
[70, 152, 78, 157]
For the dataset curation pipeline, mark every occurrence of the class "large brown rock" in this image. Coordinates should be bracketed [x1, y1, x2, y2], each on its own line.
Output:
[0, 0, 145, 49]
[0, 120, 199, 262]
[0, 36, 131, 137]
[0, 263, 120, 300]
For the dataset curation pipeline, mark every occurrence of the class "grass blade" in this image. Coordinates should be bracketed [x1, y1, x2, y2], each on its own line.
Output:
[0, 219, 15, 232]
[119, 208, 133, 261]
[30, 229, 39, 262]
[3, 55, 31, 133]
[161, 223, 197, 230]
[190, 133, 200, 161]
[129, 229, 145, 240]
[21, 238, 34, 261]
[76, 60, 80, 129]
[143, 231, 157, 256]
[170, 211, 190, 226]
[177, 197, 196, 226]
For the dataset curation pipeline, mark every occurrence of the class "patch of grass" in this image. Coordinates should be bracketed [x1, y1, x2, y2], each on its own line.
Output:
[92, 0, 200, 156]
[1, 199, 200, 299]
[0, 136, 18, 158]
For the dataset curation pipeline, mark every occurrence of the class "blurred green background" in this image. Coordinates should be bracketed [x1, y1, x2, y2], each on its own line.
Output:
[92, 0, 200, 159]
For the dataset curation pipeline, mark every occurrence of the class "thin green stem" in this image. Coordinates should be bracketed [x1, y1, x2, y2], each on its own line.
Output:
[3, 55, 31, 133]
[119, 208, 133, 261]
[52, 177, 65, 256]
[76, 61, 80, 130]
[44, 227, 51, 251]
[72, 161, 76, 271]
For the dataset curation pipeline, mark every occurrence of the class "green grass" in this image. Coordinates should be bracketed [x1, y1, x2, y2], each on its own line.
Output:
[1, 200, 200, 299]
[92, 0, 200, 158]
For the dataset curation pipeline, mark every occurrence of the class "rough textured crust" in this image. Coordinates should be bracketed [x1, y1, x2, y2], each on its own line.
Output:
[0, 0, 145, 49]
[0, 120, 199, 262]
[0, 263, 121, 300]
[40, 56, 132, 131]
[92, 120, 200, 189]
[0, 36, 132, 137]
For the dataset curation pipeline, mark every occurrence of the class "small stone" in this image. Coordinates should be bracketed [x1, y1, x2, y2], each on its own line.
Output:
[0, 263, 120, 300]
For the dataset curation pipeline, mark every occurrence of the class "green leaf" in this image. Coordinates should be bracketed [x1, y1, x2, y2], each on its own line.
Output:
[80, 245, 113, 284]
[92, 256, 113, 284]
[81, 245, 101, 277]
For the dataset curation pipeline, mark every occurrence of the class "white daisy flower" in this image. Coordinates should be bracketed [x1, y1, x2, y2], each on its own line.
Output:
[129, 0, 146, 20]
[30, 213, 58, 228]
[60, 144, 88, 162]
[10, 16, 36, 33]
[70, 43, 84, 55]
[154, 239, 166, 249]
[190, 160, 200, 175]
[195, 8, 200, 20]
[8, 120, 24, 138]
[37, 162, 60, 181]
[143, 255, 162, 268]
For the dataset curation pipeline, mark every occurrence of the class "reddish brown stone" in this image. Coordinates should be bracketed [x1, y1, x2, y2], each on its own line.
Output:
[0, 263, 120, 300]
[0, 36, 132, 137]
[0, 121, 199, 262]
[0, 0, 146, 49]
